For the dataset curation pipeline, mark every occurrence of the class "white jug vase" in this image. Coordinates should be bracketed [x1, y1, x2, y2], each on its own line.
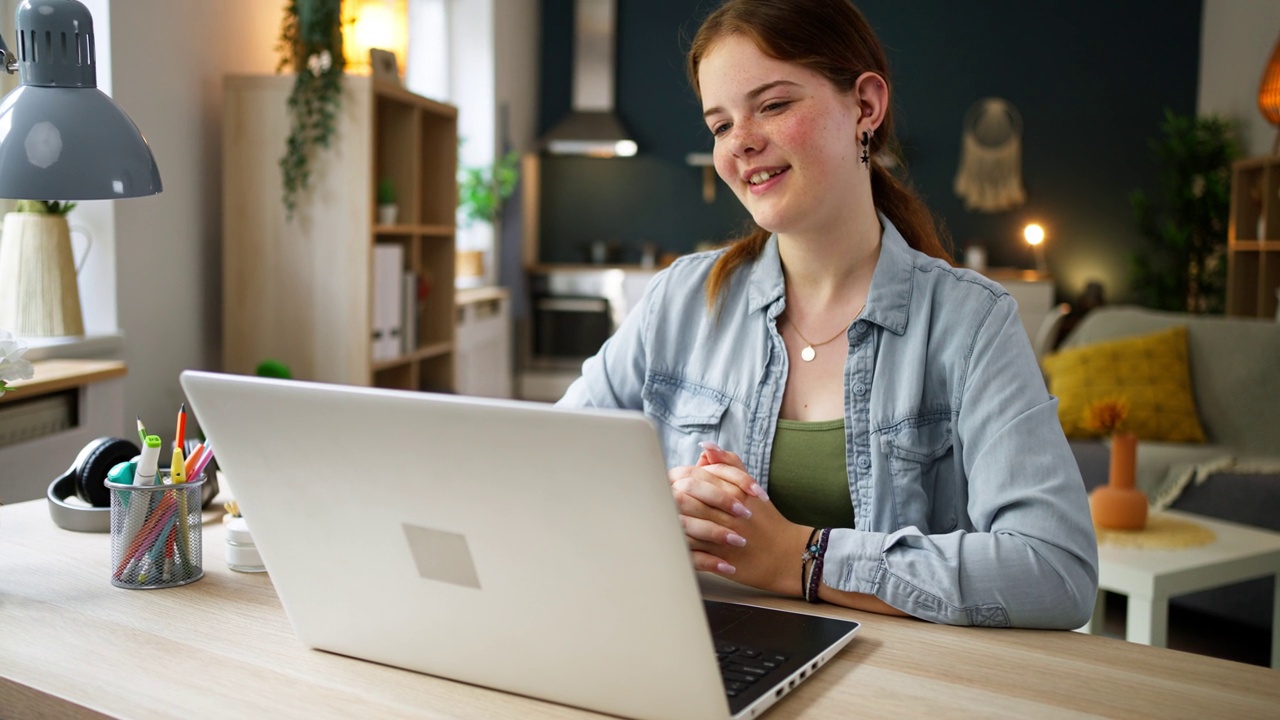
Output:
[0, 212, 93, 336]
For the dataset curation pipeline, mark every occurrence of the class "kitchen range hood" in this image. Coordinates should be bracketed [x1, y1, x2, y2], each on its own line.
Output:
[542, 0, 637, 158]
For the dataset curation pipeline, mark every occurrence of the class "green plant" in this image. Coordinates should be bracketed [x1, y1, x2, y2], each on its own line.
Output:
[14, 199, 76, 215]
[276, 0, 346, 218]
[458, 151, 519, 226]
[377, 177, 397, 206]
[1128, 109, 1239, 314]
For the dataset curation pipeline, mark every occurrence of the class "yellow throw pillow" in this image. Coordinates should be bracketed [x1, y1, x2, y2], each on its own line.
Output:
[1042, 325, 1206, 442]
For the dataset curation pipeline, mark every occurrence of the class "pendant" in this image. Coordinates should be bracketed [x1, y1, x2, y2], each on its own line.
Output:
[801, 346, 816, 362]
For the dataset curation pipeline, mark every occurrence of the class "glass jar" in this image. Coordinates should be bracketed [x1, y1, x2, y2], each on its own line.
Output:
[225, 516, 266, 573]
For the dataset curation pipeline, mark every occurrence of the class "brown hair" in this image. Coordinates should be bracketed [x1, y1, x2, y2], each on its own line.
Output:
[687, 0, 952, 310]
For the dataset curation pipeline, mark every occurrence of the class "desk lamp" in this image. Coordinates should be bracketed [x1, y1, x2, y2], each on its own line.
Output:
[0, 0, 162, 337]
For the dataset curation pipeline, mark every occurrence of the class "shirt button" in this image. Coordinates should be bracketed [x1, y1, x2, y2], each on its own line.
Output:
[853, 382, 867, 396]
[857, 455, 871, 469]
[854, 320, 868, 333]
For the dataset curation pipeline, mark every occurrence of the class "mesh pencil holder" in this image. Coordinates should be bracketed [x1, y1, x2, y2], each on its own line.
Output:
[106, 471, 206, 589]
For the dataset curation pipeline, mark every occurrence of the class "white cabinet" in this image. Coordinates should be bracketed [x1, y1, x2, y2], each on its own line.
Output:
[455, 287, 513, 398]
[0, 360, 125, 502]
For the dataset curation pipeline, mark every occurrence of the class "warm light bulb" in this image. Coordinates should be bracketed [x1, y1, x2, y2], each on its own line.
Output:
[343, 0, 408, 75]
[354, 5, 398, 53]
[1024, 223, 1045, 246]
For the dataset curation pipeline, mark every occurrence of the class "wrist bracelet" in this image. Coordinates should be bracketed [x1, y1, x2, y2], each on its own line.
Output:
[805, 528, 831, 603]
[800, 527, 821, 600]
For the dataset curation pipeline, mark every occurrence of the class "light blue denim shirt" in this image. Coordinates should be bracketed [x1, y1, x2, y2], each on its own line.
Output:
[559, 218, 1098, 629]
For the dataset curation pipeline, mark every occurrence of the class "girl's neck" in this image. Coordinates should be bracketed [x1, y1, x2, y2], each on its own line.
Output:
[778, 208, 882, 307]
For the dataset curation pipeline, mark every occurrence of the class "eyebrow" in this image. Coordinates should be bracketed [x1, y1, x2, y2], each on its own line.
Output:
[702, 80, 801, 119]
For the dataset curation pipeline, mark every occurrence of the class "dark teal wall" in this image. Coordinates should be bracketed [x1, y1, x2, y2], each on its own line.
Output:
[536, 0, 1203, 301]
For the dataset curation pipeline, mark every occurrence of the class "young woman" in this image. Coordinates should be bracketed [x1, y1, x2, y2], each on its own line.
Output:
[558, 0, 1097, 629]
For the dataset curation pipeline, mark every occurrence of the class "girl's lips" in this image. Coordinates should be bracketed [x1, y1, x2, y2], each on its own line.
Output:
[747, 167, 788, 195]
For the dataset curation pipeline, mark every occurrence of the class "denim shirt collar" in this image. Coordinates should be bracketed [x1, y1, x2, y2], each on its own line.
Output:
[744, 213, 916, 335]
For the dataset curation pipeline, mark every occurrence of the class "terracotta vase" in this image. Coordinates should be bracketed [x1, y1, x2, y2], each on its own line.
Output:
[1089, 431, 1148, 530]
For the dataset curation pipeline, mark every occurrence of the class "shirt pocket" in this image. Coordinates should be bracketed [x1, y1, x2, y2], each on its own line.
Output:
[881, 418, 958, 533]
[643, 376, 732, 463]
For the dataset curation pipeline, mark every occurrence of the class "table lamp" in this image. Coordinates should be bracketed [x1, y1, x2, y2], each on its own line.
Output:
[1024, 222, 1048, 276]
[0, 0, 162, 337]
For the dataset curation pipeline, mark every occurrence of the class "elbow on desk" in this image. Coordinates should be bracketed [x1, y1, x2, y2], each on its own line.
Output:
[1010, 553, 1099, 630]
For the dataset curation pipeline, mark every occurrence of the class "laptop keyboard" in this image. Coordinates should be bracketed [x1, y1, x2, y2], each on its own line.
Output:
[715, 642, 789, 698]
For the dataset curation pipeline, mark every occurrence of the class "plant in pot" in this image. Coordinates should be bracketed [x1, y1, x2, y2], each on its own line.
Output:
[276, 0, 346, 219]
[1084, 397, 1147, 530]
[1128, 109, 1239, 314]
[456, 150, 519, 286]
[0, 199, 90, 337]
[377, 177, 399, 226]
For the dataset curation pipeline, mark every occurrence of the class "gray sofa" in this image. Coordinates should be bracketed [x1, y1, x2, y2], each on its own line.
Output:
[1054, 306, 1280, 629]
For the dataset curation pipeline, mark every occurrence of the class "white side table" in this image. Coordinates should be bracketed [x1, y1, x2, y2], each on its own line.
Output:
[1080, 509, 1280, 668]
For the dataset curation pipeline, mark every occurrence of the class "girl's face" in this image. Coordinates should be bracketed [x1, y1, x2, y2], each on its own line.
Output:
[699, 34, 867, 238]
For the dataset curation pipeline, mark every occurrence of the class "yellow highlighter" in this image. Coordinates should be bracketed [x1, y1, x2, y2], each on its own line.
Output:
[171, 445, 186, 484]
[171, 445, 193, 575]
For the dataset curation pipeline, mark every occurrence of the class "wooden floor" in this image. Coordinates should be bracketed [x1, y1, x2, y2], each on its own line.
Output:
[1098, 592, 1271, 667]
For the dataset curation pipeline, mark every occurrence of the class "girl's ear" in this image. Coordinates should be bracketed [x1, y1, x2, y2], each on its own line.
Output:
[853, 71, 888, 132]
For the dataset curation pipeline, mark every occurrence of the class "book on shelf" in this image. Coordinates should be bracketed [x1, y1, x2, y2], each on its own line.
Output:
[372, 243, 404, 361]
[402, 270, 419, 354]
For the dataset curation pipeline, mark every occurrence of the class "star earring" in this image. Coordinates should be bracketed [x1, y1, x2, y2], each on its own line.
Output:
[860, 130, 873, 166]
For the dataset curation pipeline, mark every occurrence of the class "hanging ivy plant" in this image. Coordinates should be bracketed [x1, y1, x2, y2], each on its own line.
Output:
[276, 0, 346, 218]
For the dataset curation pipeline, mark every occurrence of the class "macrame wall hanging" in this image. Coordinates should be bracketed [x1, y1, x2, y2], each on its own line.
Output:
[953, 97, 1026, 212]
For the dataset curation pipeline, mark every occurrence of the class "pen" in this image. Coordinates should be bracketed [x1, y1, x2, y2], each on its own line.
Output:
[183, 442, 204, 479]
[120, 435, 163, 556]
[115, 495, 176, 579]
[175, 402, 186, 452]
[190, 441, 215, 480]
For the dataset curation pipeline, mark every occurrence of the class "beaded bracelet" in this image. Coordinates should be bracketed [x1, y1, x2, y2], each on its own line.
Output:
[804, 528, 832, 603]
[800, 527, 821, 599]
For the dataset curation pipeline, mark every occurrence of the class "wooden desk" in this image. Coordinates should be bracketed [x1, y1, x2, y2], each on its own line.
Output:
[1, 499, 1276, 720]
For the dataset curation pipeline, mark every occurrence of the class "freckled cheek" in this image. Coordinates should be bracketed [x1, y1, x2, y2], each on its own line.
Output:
[713, 147, 737, 187]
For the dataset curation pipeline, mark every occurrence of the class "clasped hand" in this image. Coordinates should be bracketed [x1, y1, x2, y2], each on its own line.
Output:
[667, 442, 809, 597]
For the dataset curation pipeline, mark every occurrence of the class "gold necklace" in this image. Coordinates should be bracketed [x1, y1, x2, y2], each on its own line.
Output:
[786, 302, 866, 362]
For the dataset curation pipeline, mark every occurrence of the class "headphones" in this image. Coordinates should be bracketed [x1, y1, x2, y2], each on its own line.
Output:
[47, 436, 220, 533]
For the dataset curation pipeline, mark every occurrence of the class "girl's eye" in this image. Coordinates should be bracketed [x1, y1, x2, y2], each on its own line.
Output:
[711, 122, 731, 137]
[763, 101, 790, 113]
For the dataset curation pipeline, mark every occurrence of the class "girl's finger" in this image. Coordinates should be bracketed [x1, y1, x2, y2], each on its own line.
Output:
[678, 513, 748, 547]
[689, 549, 736, 575]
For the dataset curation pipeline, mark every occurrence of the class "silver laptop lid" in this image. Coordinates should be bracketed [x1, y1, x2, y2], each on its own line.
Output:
[181, 370, 729, 720]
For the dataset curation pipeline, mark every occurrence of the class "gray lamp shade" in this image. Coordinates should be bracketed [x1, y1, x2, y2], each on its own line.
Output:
[0, 85, 162, 199]
[0, 0, 161, 200]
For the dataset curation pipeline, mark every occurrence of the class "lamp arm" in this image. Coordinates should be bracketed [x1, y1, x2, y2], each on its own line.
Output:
[0, 35, 14, 74]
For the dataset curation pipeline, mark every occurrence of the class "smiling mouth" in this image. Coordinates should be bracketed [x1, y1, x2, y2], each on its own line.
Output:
[747, 168, 788, 185]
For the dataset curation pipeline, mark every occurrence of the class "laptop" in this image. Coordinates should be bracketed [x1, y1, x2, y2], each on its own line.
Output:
[180, 370, 860, 720]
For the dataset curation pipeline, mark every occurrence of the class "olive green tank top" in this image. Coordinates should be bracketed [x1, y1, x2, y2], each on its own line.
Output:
[767, 419, 856, 529]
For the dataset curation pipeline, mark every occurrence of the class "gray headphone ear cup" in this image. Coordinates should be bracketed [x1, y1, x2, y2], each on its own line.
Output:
[75, 437, 139, 507]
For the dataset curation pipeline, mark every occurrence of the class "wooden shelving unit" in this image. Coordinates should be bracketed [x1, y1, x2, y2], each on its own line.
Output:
[1227, 156, 1280, 319]
[222, 75, 458, 390]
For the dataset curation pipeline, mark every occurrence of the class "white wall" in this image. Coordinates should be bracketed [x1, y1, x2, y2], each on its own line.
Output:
[1199, 1, 1280, 156]
[106, 0, 284, 437]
